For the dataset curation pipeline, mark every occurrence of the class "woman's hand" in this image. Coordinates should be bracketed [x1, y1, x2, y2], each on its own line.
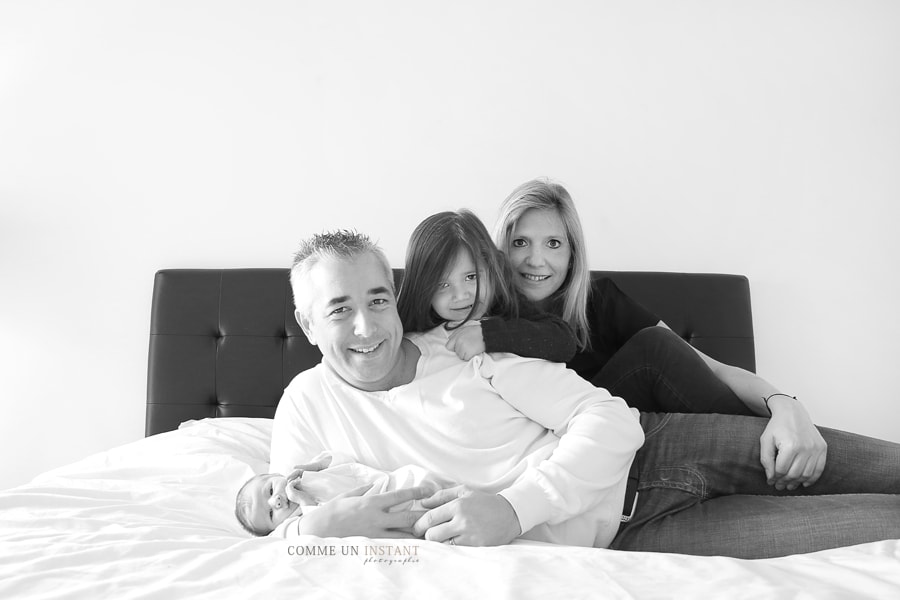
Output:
[759, 397, 828, 490]
[686, 343, 828, 490]
[446, 322, 486, 361]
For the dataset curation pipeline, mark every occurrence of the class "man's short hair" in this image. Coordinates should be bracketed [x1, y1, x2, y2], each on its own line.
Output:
[290, 230, 394, 318]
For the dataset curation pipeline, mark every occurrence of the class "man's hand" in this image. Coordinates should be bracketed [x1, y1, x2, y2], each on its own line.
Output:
[297, 486, 431, 538]
[760, 396, 827, 490]
[412, 485, 521, 546]
[445, 322, 486, 361]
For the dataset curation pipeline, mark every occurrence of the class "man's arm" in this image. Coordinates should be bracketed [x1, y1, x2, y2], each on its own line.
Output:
[489, 357, 644, 532]
[270, 389, 322, 477]
[415, 355, 644, 544]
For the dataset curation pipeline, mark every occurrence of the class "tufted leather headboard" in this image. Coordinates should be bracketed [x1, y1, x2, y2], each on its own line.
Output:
[145, 269, 755, 436]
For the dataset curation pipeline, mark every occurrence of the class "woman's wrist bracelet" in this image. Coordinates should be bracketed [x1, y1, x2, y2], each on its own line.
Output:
[762, 393, 797, 416]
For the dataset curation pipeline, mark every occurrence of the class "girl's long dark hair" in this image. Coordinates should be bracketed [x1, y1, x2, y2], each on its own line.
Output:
[399, 209, 520, 333]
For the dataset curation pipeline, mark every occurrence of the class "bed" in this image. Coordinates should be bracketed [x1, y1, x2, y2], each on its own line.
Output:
[2, 269, 898, 599]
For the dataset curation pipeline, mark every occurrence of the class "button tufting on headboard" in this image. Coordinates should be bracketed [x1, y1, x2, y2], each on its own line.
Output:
[146, 268, 755, 436]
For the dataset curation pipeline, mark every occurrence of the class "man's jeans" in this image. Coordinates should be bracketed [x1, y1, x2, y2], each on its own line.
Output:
[610, 412, 900, 558]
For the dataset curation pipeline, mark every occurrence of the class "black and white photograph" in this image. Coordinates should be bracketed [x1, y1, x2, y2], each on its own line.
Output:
[2, 1, 899, 598]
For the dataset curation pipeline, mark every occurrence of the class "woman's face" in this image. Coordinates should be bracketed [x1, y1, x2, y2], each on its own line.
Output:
[506, 208, 572, 303]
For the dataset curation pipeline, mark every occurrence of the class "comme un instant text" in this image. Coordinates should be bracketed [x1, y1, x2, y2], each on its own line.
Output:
[286, 544, 420, 557]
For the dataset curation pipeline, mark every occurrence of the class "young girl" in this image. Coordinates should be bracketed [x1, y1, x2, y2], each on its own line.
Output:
[397, 209, 576, 362]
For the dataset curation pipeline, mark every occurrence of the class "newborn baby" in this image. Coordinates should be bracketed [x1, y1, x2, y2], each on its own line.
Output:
[235, 452, 448, 537]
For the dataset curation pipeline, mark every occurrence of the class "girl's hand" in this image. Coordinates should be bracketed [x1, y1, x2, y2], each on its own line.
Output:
[446, 321, 486, 360]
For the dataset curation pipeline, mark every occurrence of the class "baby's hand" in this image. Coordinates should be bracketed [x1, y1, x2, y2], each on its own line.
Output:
[284, 452, 334, 505]
[285, 468, 304, 486]
[285, 453, 334, 484]
[298, 452, 334, 473]
[286, 479, 316, 506]
[446, 321, 485, 361]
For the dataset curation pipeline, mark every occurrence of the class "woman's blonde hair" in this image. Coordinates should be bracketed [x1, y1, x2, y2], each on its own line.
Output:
[493, 178, 592, 349]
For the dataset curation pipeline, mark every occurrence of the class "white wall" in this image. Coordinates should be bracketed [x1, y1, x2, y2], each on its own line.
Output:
[2, 1, 898, 489]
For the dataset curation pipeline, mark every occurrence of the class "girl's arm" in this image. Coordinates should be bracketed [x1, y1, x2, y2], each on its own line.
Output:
[446, 309, 577, 362]
[481, 311, 577, 361]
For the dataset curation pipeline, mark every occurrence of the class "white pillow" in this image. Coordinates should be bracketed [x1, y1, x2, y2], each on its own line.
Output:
[26, 417, 276, 535]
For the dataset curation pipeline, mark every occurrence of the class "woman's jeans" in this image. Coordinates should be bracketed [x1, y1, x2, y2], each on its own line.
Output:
[610, 412, 900, 558]
[593, 326, 755, 415]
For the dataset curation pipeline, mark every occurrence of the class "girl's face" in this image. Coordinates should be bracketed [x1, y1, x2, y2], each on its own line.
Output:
[432, 248, 492, 325]
[507, 208, 572, 303]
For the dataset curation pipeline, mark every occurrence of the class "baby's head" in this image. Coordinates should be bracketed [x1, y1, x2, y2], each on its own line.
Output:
[235, 473, 299, 536]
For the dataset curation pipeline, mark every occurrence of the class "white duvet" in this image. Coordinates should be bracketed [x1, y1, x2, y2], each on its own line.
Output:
[1, 418, 898, 599]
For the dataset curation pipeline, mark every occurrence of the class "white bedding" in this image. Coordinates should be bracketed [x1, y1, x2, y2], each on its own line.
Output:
[1, 418, 898, 600]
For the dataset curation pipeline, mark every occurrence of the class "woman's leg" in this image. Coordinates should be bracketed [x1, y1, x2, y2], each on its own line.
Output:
[610, 413, 900, 558]
[593, 327, 754, 415]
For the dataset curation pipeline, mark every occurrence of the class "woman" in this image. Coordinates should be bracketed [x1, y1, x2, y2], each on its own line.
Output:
[491, 178, 827, 491]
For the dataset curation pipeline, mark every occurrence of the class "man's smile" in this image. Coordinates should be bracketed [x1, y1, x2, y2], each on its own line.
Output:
[350, 341, 384, 354]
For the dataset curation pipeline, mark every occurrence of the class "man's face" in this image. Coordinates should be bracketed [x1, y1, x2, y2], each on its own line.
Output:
[295, 252, 405, 392]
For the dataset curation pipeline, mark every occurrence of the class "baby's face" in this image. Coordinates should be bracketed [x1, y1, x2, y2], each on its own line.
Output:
[242, 474, 299, 534]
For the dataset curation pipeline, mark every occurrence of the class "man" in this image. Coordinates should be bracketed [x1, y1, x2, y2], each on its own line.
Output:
[270, 230, 643, 547]
[270, 230, 900, 558]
